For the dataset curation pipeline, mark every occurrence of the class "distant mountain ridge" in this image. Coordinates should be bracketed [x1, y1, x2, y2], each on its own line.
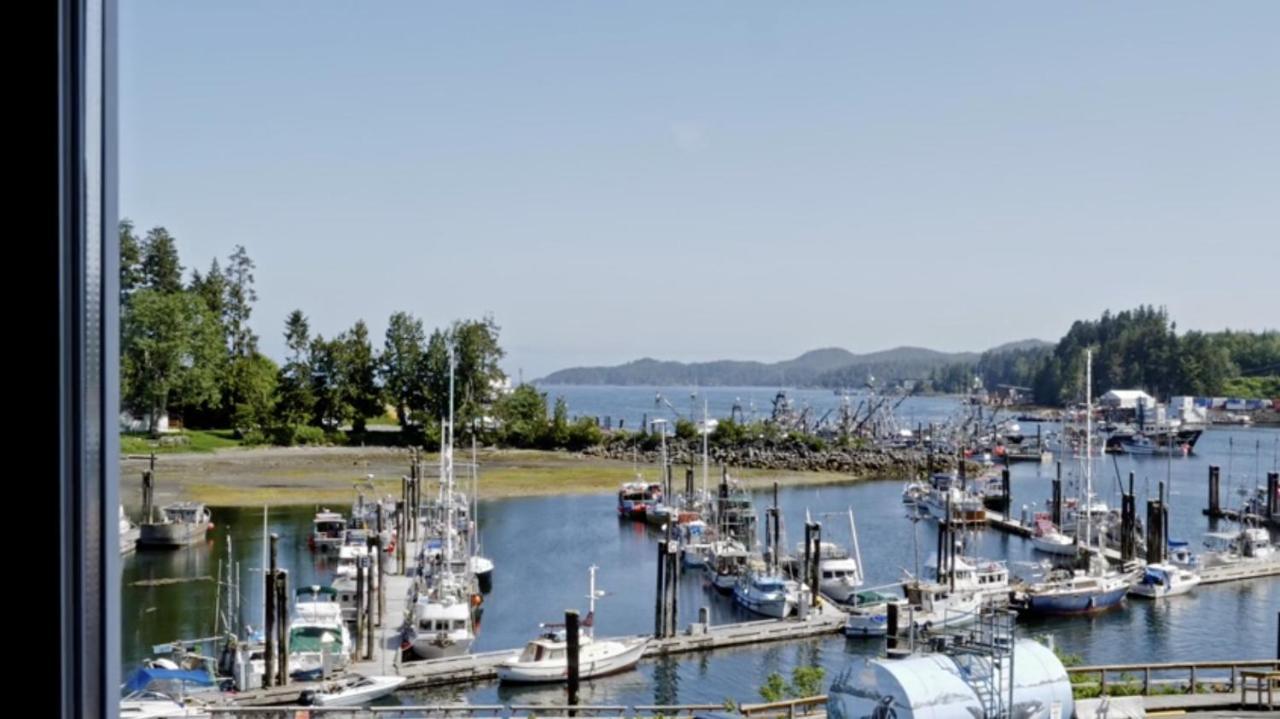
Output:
[537, 340, 1052, 387]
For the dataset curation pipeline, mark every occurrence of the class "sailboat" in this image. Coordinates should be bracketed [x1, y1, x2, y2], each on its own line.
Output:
[406, 350, 479, 659]
[496, 566, 648, 683]
[1018, 351, 1133, 616]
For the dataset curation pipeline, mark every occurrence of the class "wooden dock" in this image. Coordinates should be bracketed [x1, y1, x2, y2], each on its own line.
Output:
[1198, 559, 1280, 585]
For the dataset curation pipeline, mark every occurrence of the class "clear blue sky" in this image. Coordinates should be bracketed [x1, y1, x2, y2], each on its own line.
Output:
[120, 2, 1279, 380]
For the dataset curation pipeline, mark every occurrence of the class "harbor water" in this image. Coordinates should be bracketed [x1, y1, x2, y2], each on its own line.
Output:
[122, 391, 1279, 707]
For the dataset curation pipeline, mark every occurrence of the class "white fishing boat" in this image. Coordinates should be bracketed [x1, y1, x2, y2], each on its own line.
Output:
[920, 473, 986, 523]
[1201, 527, 1277, 567]
[842, 590, 907, 637]
[679, 519, 714, 569]
[137, 502, 212, 549]
[288, 585, 353, 679]
[406, 581, 476, 659]
[496, 566, 648, 683]
[1129, 563, 1201, 599]
[331, 544, 371, 623]
[704, 540, 751, 593]
[733, 564, 795, 619]
[310, 510, 347, 552]
[901, 480, 928, 505]
[301, 674, 408, 707]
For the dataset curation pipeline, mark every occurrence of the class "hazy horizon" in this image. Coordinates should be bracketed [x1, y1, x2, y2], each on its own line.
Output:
[121, 3, 1279, 379]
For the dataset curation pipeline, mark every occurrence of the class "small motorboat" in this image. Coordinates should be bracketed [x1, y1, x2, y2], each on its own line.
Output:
[119, 668, 214, 718]
[1128, 563, 1201, 599]
[299, 675, 408, 707]
[1030, 513, 1077, 556]
[309, 509, 347, 552]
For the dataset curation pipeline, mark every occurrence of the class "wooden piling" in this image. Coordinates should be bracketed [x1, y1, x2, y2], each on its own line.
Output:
[1052, 462, 1063, 526]
[566, 610, 581, 712]
[1208, 465, 1222, 517]
[1001, 468, 1011, 514]
[355, 556, 365, 655]
[655, 539, 668, 638]
[276, 569, 289, 684]
[886, 602, 899, 650]
[264, 533, 278, 688]
[365, 554, 375, 659]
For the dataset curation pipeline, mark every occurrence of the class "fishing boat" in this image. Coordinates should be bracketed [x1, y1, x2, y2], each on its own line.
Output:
[496, 566, 648, 683]
[1128, 563, 1201, 599]
[704, 540, 751, 593]
[300, 675, 408, 707]
[309, 510, 347, 552]
[733, 564, 796, 618]
[406, 577, 477, 659]
[288, 585, 353, 679]
[331, 544, 371, 623]
[1029, 514, 1076, 556]
[901, 480, 928, 505]
[1201, 527, 1277, 566]
[900, 580, 982, 632]
[470, 555, 495, 593]
[137, 502, 213, 549]
[814, 545, 863, 605]
[920, 473, 986, 523]
[842, 590, 907, 636]
[616, 481, 661, 520]
[678, 519, 714, 569]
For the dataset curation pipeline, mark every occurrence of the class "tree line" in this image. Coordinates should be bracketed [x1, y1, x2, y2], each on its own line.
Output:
[926, 305, 1280, 403]
[119, 221, 506, 444]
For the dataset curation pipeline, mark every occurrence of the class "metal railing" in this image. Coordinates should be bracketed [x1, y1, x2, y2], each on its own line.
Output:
[203, 698, 829, 718]
[1066, 659, 1280, 696]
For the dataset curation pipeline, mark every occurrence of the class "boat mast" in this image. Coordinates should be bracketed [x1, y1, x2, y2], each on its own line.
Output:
[849, 507, 865, 585]
[702, 398, 709, 503]
[1085, 349, 1093, 559]
[444, 345, 456, 585]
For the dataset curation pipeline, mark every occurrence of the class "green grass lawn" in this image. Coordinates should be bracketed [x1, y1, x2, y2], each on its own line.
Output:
[120, 429, 244, 455]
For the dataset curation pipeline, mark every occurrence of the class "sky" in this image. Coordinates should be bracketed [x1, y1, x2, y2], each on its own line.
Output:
[120, 2, 1279, 380]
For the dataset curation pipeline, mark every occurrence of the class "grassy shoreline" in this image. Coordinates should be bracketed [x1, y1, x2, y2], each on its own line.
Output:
[117, 444, 864, 508]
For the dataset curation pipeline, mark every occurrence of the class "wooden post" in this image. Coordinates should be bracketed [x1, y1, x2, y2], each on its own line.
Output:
[566, 610, 581, 712]
[1001, 468, 1011, 514]
[276, 569, 288, 684]
[668, 541, 679, 637]
[1208, 465, 1221, 517]
[803, 523, 812, 604]
[264, 533, 278, 688]
[655, 539, 667, 638]
[810, 523, 821, 607]
[355, 556, 365, 655]
[375, 533, 385, 627]
[1267, 472, 1278, 519]
[1052, 462, 1063, 527]
[365, 554, 375, 659]
[886, 602, 899, 650]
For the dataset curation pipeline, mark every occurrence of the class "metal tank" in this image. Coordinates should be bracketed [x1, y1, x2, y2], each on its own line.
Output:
[827, 638, 1073, 719]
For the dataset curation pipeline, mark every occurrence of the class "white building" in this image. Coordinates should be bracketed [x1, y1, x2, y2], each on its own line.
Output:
[1098, 389, 1157, 411]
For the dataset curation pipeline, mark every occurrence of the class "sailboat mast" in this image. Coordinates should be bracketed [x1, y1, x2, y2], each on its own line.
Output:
[1085, 349, 1093, 554]
[849, 508, 865, 585]
[702, 399, 709, 502]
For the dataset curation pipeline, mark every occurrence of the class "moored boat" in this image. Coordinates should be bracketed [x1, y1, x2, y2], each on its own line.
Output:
[300, 675, 408, 707]
[137, 502, 213, 549]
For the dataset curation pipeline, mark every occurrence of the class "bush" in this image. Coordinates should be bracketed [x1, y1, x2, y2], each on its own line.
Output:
[564, 417, 603, 451]
[240, 428, 268, 446]
[674, 418, 697, 440]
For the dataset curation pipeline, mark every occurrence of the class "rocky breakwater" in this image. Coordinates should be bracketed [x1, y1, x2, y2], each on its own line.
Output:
[583, 438, 980, 479]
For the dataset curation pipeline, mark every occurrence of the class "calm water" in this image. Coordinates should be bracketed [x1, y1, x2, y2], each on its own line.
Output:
[122, 390, 1280, 706]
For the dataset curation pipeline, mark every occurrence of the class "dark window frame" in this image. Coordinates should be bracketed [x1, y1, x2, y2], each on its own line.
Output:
[59, 0, 118, 717]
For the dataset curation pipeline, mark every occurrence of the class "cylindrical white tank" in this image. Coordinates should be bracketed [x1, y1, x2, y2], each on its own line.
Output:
[827, 639, 1073, 719]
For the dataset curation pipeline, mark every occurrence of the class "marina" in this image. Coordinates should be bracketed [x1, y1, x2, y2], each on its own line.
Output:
[121, 391, 1279, 712]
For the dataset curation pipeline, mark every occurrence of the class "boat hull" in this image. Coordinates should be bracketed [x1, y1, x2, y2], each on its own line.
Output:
[311, 676, 408, 706]
[137, 522, 208, 548]
[496, 640, 646, 684]
[733, 587, 793, 619]
[410, 633, 474, 660]
[1031, 536, 1078, 556]
[1022, 585, 1128, 615]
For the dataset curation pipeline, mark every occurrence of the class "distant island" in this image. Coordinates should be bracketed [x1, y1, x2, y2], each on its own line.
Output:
[537, 340, 1052, 388]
